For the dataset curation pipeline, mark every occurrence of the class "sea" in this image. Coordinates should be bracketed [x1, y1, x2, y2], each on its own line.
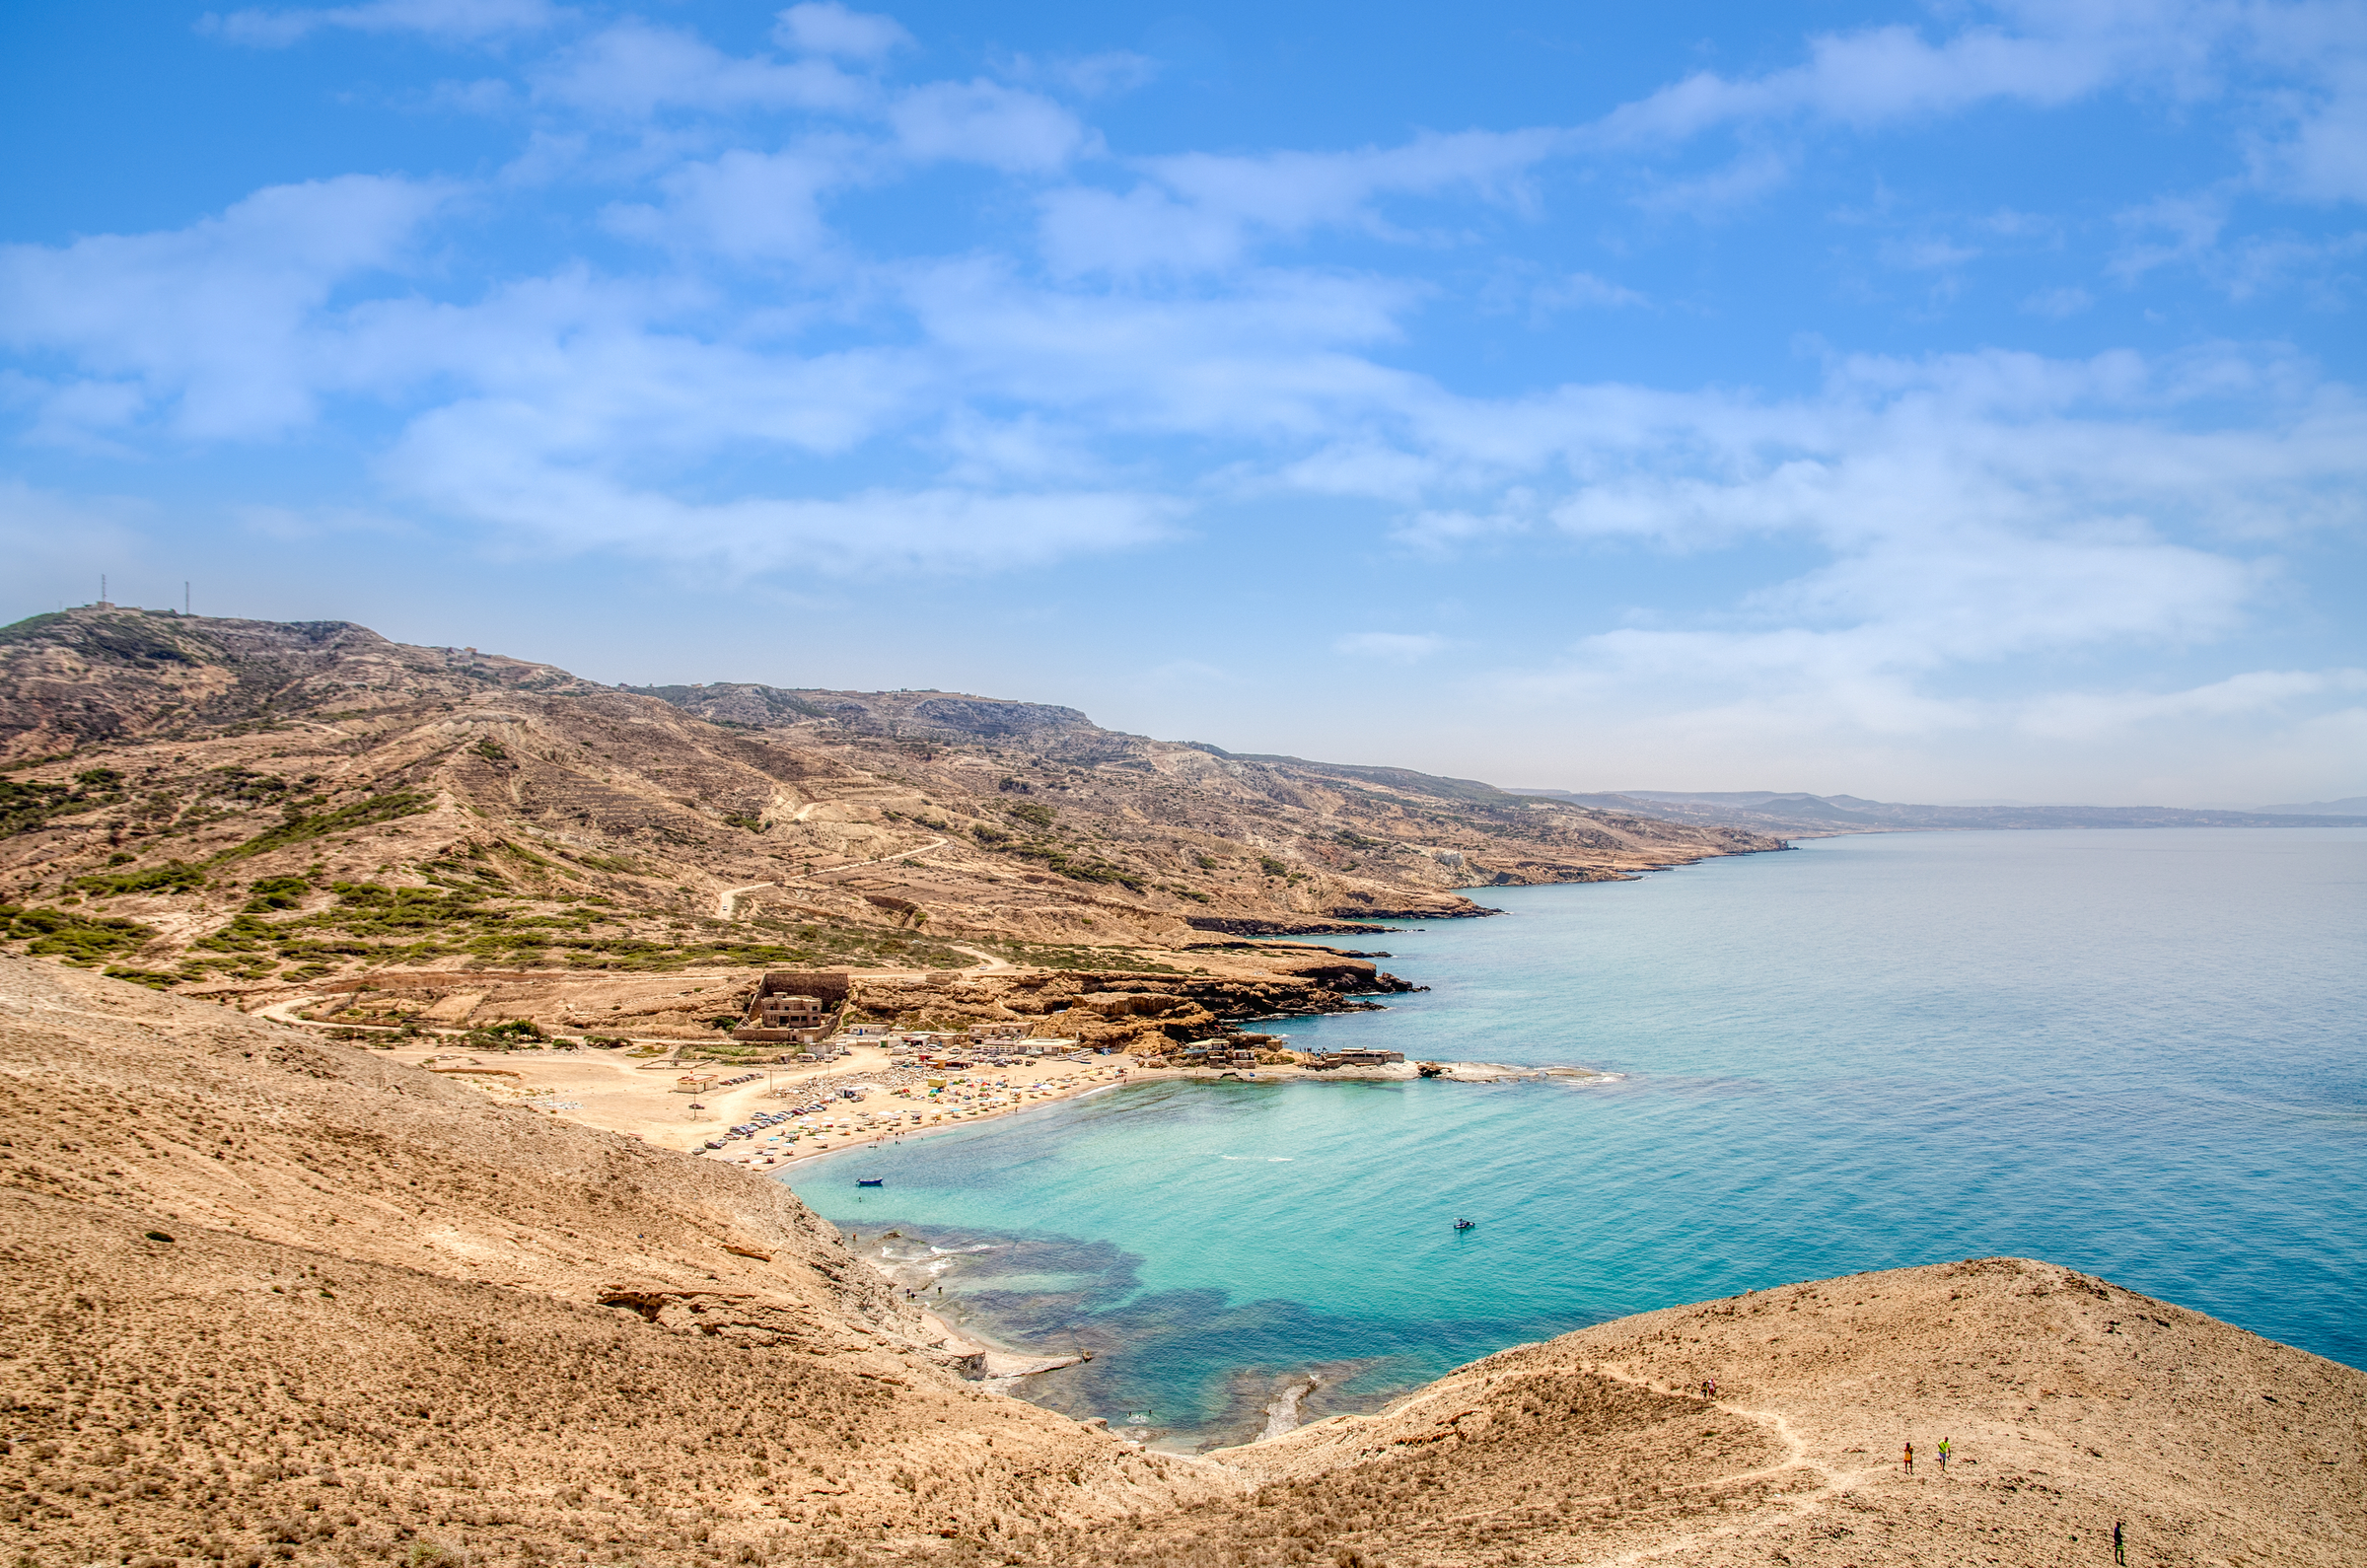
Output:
[789, 828, 2367, 1451]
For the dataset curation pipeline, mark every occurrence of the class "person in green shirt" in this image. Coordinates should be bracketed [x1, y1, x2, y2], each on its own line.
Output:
[1937, 1437, 1951, 1472]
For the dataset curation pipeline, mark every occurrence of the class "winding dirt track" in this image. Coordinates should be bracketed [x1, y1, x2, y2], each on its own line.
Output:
[719, 835, 951, 919]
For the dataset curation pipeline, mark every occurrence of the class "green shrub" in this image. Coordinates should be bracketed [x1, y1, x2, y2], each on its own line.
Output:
[216, 789, 433, 861]
[1, 771, 127, 838]
[244, 875, 312, 910]
[2, 904, 159, 962]
[70, 860, 207, 896]
[102, 966, 183, 990]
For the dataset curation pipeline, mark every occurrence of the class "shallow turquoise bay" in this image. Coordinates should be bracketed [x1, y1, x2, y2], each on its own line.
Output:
[790, 829, 2367, 1448]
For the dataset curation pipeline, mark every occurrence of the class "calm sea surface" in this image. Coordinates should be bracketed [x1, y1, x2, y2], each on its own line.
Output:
[790, 829, 2367, 1449]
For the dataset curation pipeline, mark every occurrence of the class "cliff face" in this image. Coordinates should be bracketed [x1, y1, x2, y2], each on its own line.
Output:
[3, 960, 2359, 1568]
[0, 608, 1782, 995]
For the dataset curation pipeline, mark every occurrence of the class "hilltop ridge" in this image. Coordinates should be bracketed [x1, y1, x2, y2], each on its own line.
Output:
[0, 606, 1779, 1003]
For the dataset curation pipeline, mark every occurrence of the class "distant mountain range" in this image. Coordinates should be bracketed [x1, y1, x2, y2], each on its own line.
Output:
[2252, 797, 2367, 816]
[1504, 789, 2367, 833]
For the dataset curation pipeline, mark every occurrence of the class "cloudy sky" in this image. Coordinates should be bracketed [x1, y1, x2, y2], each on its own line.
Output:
[3, 1, 2363, 804]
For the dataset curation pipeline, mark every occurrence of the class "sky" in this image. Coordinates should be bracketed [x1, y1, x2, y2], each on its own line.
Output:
[2, 1, 2364, 805]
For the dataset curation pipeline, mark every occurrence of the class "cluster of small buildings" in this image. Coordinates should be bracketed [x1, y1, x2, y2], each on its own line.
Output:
[732, 971, 849, 1045]
[1305, 1048, 1406, 1069]
[1172, 1042, 1261, 1067]
[1143, 1041, 1407, 1070]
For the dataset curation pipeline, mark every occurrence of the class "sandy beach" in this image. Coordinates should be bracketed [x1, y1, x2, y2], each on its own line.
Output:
[354, 1032, 1135, 1160]
[257, 971, 1606, 1169]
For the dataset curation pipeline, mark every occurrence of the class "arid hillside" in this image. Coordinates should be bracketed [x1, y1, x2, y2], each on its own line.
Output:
[0, 607, 1778, 1000]
[0, 956, 1220, 1566]
[3, 959, 2360, 1568]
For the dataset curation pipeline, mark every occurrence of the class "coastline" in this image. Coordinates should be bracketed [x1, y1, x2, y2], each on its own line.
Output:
[781, 1054, 1630, 1452]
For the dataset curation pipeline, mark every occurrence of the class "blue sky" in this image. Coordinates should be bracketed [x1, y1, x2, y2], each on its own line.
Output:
[3, 0, 2363, 804]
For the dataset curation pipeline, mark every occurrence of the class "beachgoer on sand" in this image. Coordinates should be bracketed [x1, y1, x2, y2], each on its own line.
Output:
[1937, 1437, 1950, 1471]
[2114, 1521, 2125, 1564]
[1902, 1442, 1913, 1473]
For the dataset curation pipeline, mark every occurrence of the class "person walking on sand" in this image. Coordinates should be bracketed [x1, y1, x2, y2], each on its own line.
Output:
[2114, 1521, 2125, 1564]
[1902, 1442, 1913, 1474]
[1937, 1437, 1950, 1472]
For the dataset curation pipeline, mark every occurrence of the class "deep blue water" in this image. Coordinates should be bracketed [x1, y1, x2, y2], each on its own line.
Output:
[791, 828, 2367, 1449]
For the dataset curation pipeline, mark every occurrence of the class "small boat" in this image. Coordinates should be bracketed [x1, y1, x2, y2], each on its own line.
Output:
[1452, 1218, 1475, 1231]
[856, 1177, 886, 1187]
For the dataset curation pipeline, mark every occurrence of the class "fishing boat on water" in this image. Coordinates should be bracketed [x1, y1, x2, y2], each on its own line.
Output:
[856, 1177, 885, 1187]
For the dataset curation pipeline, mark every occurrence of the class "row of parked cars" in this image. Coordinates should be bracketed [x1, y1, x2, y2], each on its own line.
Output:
[700, 1089, 864, 1151]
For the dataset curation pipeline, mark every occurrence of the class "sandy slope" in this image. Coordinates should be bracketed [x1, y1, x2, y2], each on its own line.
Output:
[0, 957, 1217, 1565]
[1169, 1259, 2367, 1566]
[2, 959, 2358, 1567]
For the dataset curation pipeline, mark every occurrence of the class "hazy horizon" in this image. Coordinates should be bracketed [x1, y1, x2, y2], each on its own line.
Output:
[4, 1, 2363, 805]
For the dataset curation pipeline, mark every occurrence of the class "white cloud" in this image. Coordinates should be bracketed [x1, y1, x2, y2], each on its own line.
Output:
[1880, 237, 1980, 270]
[1630, 147, 1796, 216]
[421, 76, 517, 114]
[890, 81, 1089, 173]
[1002, 49, 1159, 100]
[2241, 2, 2367, 201]
[0, 176, 446, 440]
[205, 0, 561, 47]
[2113, 187, 2231, 279]
[1333, 631, 1449, 663]
[1597, 11, 2198, 145]
[1041, 128, 1567, 275]
[2018, 668, 2367, 739]
[1531, 272, 1648, 312]
[398, 450, 1179, 575]
[605, 141, 868, 261]
[2115, 185, 2367, 299]
[533, 21, 873, 118]
[899, 259, 1420, 438]
[1038, 186, 1245, 276]
[772, 2, 910, 62]
[2263, 85, 2367, 202]
[2023, 285, 2095, 318]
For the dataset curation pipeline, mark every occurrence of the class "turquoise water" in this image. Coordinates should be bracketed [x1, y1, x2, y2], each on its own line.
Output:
[792, 828, 2367, 1448]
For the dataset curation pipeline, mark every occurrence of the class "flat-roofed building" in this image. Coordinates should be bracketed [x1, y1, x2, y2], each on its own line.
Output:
[755, 993, 825, 1029]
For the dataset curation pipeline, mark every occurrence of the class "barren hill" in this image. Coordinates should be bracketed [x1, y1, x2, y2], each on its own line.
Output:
[3, 958, 2359, 1567]
[0, 607, 1777, 1004]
